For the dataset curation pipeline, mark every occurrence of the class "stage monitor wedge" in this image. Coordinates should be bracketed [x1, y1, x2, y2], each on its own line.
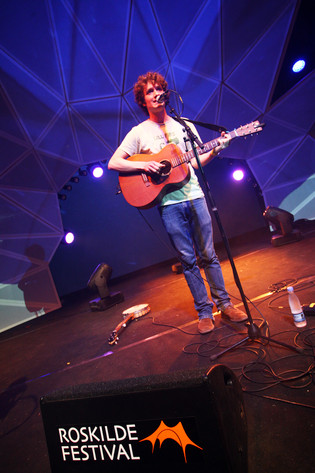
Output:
[40, 364, 247, 472]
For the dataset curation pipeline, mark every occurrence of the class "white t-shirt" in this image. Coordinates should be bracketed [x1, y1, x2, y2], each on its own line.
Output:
[118, 117, 204, 206]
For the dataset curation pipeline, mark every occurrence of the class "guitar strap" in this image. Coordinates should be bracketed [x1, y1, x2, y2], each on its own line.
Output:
[160, 123, 172, 144]
[182, 118, 227, 133]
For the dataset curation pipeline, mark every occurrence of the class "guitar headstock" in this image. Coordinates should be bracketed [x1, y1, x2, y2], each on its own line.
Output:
[235, 120, 265, 137]
[108, 330, 118, 345]
[107, 313, 133, 345]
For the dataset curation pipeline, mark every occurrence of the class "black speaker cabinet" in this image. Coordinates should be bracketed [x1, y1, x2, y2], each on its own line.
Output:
[40, 364, 247, 473]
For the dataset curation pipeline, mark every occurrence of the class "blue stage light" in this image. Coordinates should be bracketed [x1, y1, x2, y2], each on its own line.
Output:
[292, 59, 305, 73]
[89, 164, 104, 179]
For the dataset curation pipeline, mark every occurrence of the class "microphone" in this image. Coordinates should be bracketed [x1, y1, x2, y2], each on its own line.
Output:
[156, 90, 169, 103]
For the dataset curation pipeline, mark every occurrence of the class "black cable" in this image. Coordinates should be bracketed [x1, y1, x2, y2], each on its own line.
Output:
[243, 391, 315, 410]
[268, 277, 315, 314]
[239, 328, 315, 393]
[240, 357, 314, 393]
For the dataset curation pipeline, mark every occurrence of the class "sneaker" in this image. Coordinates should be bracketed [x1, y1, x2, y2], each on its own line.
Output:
[220, 305, 247, 322]
[198, 317, 214, 334]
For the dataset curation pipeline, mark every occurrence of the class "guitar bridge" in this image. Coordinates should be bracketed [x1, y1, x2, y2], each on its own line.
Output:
[141, 173, 150, 187]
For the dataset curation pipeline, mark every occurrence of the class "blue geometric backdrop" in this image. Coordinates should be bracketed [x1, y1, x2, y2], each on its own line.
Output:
[0, 0, 314, 331]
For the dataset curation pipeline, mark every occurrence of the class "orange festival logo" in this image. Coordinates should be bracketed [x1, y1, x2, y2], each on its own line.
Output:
[139, 421, 203, 462]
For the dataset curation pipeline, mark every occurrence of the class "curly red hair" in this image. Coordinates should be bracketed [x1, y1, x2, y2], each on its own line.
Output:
[133, 71, 168, 114]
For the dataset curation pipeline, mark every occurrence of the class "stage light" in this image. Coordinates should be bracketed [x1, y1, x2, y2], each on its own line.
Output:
[70, 176, 80, 183]
[88, 263, 112, 299]
[87, 263, 124, 311]
[64, 231, 75, 244]
[89, 164, 104, 179]
[63, 184, 72, 191]
[292, 59, 305, 73]
[232, 169, 245, 181]
[79, 168, 88, 177]
[58, 193, 67, 200]
[263, 206, 301, 246]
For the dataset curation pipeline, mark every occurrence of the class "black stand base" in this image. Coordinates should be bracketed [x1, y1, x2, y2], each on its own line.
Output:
[271, 229, 302, 247]
[210, 321, 303, 361]
[89, 292, 124, 311]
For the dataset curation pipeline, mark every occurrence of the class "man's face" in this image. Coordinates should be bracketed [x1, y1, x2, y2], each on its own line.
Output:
[143, 81, 164, 113]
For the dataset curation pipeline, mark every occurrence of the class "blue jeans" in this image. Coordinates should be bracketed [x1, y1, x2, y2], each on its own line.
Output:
[159, 197, 231, 319]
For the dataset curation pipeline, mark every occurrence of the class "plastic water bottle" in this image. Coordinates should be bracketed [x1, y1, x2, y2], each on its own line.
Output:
[287, 286, 307, 328]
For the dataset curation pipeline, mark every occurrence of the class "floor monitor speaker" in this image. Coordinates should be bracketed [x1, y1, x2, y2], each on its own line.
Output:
[40, 364, 247, 472]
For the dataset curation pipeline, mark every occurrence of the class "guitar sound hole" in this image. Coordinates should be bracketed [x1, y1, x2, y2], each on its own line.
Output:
[151, 160, 171, 185]
[159, 160, 171, 176]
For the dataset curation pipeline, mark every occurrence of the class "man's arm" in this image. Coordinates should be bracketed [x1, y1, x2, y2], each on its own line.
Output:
[190, 132, 230, 169]
[108, 148, 163, 174]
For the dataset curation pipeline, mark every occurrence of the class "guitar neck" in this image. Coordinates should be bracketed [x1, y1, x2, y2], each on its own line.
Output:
[175, 130, 237, 167]
[108, 314, 134, 345]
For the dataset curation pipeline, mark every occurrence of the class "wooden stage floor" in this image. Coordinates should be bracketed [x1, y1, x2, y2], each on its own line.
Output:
[1, 225, 315, 472]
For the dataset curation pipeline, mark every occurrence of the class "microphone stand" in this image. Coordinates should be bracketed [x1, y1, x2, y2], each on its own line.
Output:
[168, 104, 302, 359]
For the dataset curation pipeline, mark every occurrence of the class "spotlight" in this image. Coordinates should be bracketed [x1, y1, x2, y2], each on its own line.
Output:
[232, 169, 245, 181]
[58, 193, 67, 200]
[70, 176, 80, 183]
[89, 163, 104, 179]
[263, 206, 302, 247]
[87, 263, 124, 311]
[78, 168, 88, 177]
[292, 59, 305, 73]
[63, 184, 72, 191]
[64, 231, 75, 244]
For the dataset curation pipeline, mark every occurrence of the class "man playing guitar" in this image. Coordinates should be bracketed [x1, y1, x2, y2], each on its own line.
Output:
[108, 71, 248, 333]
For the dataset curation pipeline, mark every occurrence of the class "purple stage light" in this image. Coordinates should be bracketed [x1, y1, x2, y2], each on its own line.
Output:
[232, 169, 244, 181]
[90, 164, 104, 179]
[64, 232, 74, 244]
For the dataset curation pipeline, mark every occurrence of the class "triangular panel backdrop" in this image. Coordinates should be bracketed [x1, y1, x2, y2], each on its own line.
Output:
[0, 0, 314, 331]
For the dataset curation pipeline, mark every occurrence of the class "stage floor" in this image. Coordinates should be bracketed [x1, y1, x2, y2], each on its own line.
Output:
[1, 226, 315, 473]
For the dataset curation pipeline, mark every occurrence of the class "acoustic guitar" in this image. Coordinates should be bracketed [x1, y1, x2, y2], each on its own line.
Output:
[118, 120, 264, 209]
